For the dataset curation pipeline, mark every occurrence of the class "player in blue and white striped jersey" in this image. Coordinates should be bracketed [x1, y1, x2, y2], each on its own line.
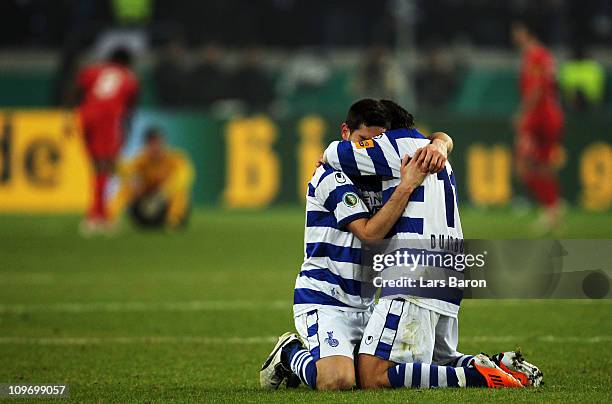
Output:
[260, 99, 433, 391]
[324, 117, 464, 318]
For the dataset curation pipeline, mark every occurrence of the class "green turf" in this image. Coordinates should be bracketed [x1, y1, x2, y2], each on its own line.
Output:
[0, 208, 611, 402]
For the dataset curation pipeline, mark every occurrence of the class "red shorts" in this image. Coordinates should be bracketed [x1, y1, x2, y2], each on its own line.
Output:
[81, 115, 123, 160]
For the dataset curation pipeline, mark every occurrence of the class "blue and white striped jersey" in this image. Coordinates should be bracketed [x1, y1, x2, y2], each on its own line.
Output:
[324, 128, 464, 317]
[293, 164, 377, 317]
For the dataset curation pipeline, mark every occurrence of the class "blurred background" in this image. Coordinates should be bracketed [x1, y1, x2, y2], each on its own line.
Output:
[0, 0, 610, 214]
[0, 2, 611, 400]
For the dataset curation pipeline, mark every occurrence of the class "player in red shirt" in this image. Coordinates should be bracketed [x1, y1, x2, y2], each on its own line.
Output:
[76, 47, 139, 233]
[512, 20, 564, 231]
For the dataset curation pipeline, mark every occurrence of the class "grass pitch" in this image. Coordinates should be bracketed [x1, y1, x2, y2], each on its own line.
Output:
[0, 208, 611, 402]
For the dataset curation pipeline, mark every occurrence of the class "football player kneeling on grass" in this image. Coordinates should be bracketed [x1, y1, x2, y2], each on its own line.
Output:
[109, 127, 194, 230]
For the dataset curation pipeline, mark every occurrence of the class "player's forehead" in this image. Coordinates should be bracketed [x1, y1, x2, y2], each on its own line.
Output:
[351, 124, 386, 139]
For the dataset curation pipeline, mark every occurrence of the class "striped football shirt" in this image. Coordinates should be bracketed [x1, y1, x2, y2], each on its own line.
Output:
[293, 164, 377, 317]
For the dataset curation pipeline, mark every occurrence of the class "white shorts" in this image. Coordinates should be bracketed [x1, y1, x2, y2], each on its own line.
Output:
[359, 298, 463, 365]
[294, 307, 371, 362]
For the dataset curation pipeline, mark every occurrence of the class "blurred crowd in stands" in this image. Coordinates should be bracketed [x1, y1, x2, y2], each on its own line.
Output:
[153, 41, 274, 111]
[0, 0, 610, 112]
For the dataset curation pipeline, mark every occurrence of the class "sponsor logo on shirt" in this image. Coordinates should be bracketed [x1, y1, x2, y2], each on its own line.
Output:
[355, 139, 374, 149]
[343, 192, 359, 208]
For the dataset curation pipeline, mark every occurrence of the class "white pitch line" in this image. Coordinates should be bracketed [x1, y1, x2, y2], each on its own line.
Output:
[0, 335, 609, 346]
[0, 336, 278, 346]
[0, 300, 289, 314]
[464, 335, 612, 344]
[0, 299, 609, 314]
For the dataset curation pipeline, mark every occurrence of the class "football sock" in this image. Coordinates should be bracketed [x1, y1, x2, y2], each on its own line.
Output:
[450, 354, 475, 367]
[90, 172, 109, 220]
[387, 363, 487, 388]
[525, 173, 559, 207]
[282, 342, 317, 389]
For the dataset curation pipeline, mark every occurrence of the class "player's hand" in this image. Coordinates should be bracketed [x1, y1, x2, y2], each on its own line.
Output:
[399, 149, 428, 192]
[315, 154, 325, 168]
[416, 139, 448, 173]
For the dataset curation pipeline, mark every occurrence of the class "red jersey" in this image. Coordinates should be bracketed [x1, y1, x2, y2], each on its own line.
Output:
[77, 63, 138, 158]
[518, 44, 563, 147]
[519, 44, 562, 121]
[78, 62, 139, 122]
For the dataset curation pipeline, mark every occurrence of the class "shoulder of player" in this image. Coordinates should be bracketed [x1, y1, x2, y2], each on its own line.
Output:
[165, 148, 182, 157]
[166, 149, 191, 164]
[527, 45, 552, 63]
[77, 64, 101, 81]
[384, 128, 427, 141]
[311, 165, 353, 191]
[126, 68, 139, 84]
[131, 152, 147, 167]
[116, 66, 139, 85]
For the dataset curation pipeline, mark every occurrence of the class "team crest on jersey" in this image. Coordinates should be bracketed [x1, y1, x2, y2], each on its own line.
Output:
[324, 331, 339, 347]
[342, 192, 359, 208]
[355, 139, 374, 149]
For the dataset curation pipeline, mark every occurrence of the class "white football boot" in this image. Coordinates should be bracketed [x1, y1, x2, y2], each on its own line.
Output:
[259, 332, 302, 389]
[491, 350, 543, 387]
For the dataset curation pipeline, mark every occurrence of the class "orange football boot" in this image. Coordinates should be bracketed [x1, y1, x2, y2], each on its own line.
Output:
[472, 354, 524, 388]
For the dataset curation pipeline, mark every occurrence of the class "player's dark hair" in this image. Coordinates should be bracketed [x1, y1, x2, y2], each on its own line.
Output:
[145, 127, 163, 143]
[513, 16, 543, 40]
[345, 98, 389, 131]
[380, 99, 415, 130]
[108, 47, 133, 66]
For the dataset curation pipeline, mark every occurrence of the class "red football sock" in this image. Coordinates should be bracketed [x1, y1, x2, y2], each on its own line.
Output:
[523, 172, 559, 208]
[89, 172, 109, 220]
[538, 176, 559, 207]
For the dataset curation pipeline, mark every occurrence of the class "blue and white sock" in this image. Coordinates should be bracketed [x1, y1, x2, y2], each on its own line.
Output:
[387, 363, 486, 388]
[283, 345, 317, 389]
[450, 354, 475, 367]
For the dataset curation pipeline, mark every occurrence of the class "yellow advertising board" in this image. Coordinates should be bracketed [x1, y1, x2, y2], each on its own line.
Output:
[0, 110, 91, 212]
[0, 109, 609, 213]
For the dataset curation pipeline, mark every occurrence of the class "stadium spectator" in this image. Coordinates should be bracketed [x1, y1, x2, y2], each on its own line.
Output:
[190, 43, 230, 108]
[559, 44, 606, 111]
[231, 47, 275, 113]
[354, 45, 404, 100]
[76, 46, 139, 235]
[109, 127, 194, 229]
[153, 39, 190, 107]
[414, 47, 459, 108]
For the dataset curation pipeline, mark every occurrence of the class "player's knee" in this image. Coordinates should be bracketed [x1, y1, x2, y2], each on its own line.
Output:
[315, 357, 355, 390]
[316, 371, 354, 391]
[358, 354, 390, 389]
[358, 371, 387, 390]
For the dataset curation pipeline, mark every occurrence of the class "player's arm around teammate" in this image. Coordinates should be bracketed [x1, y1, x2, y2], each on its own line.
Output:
[345, 150, 427, 242]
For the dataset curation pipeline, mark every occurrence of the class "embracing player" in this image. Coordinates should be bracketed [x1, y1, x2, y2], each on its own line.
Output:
[76, 47, 139, 234]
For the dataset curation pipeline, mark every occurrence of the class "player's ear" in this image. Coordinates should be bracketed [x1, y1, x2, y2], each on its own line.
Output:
[341, 123, 350, 141]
